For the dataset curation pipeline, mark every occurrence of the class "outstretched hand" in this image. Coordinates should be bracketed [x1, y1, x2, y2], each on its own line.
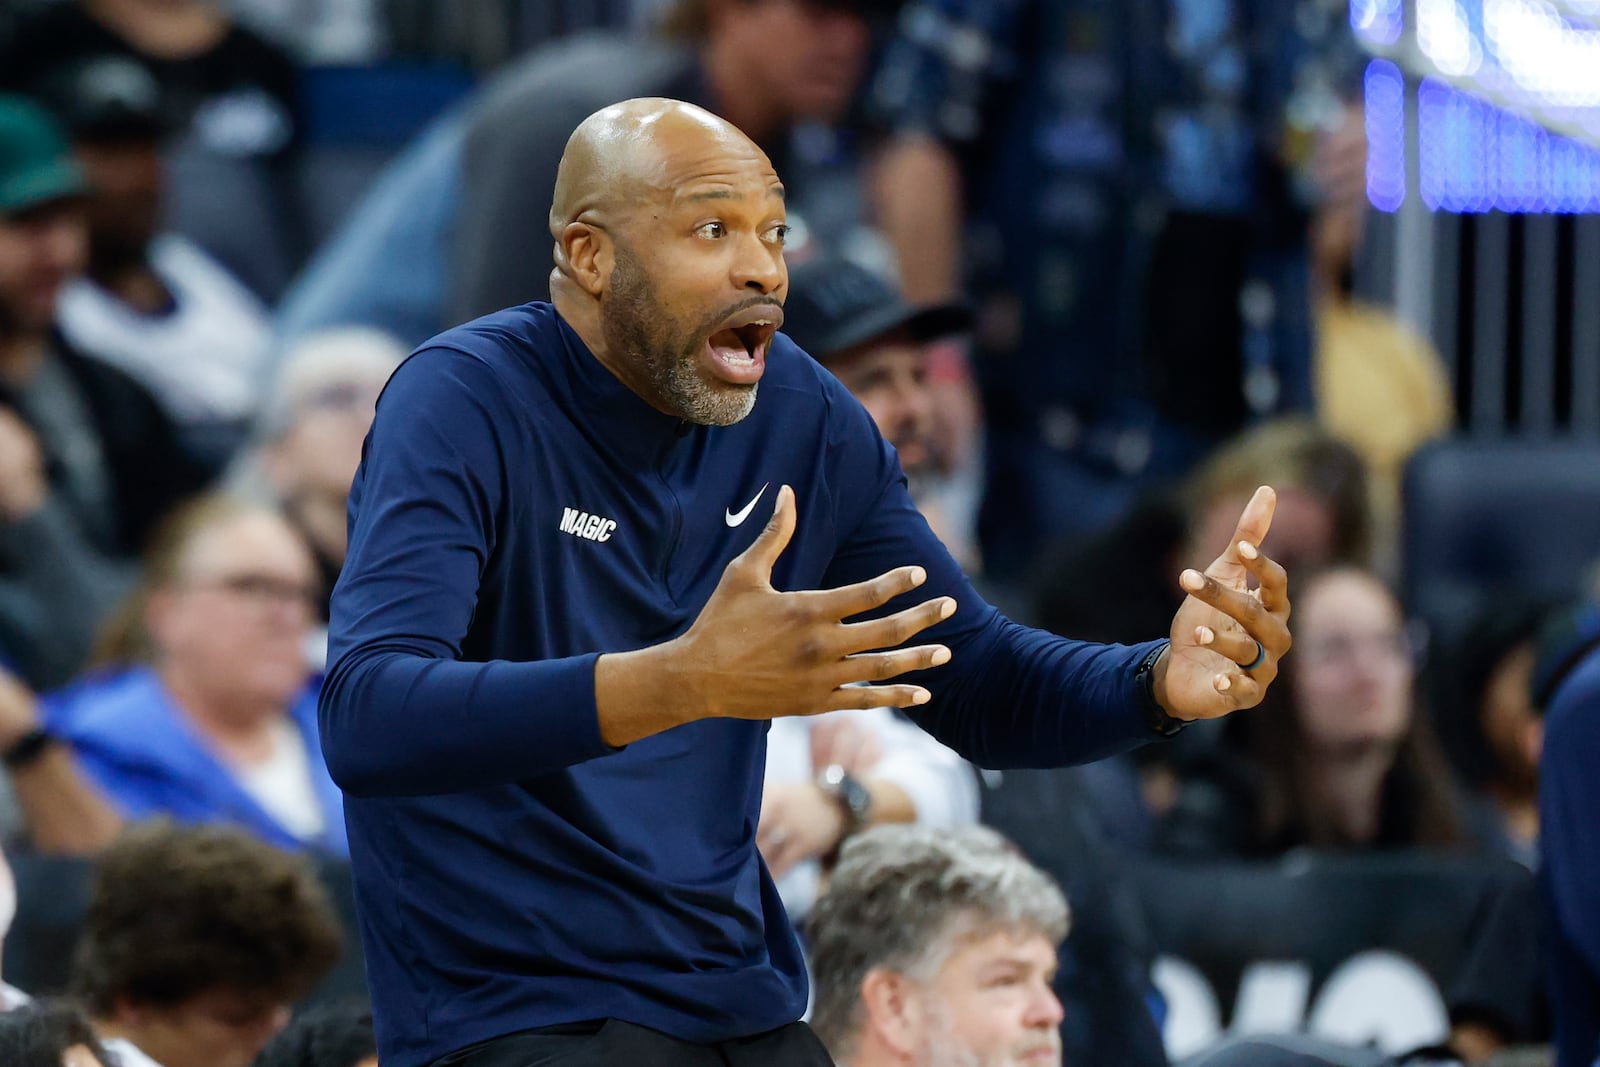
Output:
[1153, 485, 1292, 721]
[683, 484, 957, 720]
[596, 486, 958, 747]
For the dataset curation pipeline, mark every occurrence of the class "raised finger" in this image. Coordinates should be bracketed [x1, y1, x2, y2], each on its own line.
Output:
[801, 564, 932, 621]
[1229, 485, 1277, 557]
[733, 484, 796, 584]
[836, 596, 957, 654]
[1233, 540, 1290, 614]
[831, 644, 952, 689]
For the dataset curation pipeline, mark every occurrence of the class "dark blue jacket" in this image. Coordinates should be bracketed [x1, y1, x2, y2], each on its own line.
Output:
[320, 302, 1163, 1066]
[1542, 645, 1600, 1067]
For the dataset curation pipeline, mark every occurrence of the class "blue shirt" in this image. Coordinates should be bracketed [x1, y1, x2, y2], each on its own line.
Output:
[42, 666, 346, 856]
[1541, 646, 1600, 1067]
[320, 302, 1163, 1066]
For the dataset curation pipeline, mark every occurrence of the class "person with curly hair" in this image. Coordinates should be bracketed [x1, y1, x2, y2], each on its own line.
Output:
[68, 819, 343, 1067]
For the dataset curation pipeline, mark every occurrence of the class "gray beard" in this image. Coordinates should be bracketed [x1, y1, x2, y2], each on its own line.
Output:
[659, 352, 758, 426]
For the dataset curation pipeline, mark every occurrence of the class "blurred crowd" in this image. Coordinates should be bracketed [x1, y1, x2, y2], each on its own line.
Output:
[0, 1, 1593, 1066]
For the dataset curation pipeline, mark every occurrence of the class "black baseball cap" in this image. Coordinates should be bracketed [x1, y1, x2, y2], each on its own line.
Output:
[37, 56, 175, 142]
[782, 256, 971, 361]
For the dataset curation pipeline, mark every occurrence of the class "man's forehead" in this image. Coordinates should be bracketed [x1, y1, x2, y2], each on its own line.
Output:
[947, 925, 1059, 966]
[653, 147, 783, 204]
[669, 174, 785, 208]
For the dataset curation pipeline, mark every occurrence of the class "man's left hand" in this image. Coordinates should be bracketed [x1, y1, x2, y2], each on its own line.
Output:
[1153, 485, 1292, 721]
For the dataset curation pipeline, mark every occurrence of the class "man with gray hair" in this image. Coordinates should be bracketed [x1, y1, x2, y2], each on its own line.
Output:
[808, 825, 1068, 1067]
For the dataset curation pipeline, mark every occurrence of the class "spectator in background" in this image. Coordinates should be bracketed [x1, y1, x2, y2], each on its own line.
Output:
[1157, 566, 1470, 859]
[251, 1001, 376, 1067]
[0, 1000, 114, 1067]
[782, 255, 976, 560]
[1428, 598, 1563, 869]
[869, 0, 1368, 585]
[39, 55, 273, 476]
[0, 95, 207, 691]
[0, 0, 303, 300]
[228, 327, 405, 633]
[274, 0, 898, 350]
[807, 824, 1068, 1067]
[71, 820, 343, 1067]
[45, 497, 345, 857]
[1310, 193, 1452, 571]
[1033, 420, 1370, 850]
[975, 766, 1170, 1067]
[756, 256, 980, 919]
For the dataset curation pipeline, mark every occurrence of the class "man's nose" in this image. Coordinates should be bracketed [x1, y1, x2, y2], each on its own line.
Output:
[1026, 981, 1066, 1028]
[731, 235, 785, 296]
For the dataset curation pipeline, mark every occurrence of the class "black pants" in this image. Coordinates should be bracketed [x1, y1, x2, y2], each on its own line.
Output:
[431, 1019, 837, 1067]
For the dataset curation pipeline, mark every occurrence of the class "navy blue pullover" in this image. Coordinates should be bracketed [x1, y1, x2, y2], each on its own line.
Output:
[1542, 645, 1600, 1067]
[320, 303, 1162, 1066]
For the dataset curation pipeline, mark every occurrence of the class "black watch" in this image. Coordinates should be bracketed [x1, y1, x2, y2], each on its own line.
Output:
[1135, 641, 1188, 737]
[817, 763, 873, 837]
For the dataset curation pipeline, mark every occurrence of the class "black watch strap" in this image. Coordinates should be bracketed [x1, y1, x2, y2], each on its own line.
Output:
[2, 727, 55, 770]
[818, 763, 872, 836]
[1135, 642, 1188, 737]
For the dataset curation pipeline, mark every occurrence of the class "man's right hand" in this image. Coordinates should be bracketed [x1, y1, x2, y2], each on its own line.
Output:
[593, 485, 956, 746]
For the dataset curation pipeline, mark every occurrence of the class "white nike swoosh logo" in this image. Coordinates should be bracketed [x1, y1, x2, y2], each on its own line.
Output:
[725, 483, 769, 527]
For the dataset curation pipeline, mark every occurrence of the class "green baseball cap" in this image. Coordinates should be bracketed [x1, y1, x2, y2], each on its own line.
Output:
[0, 93, 87, 215]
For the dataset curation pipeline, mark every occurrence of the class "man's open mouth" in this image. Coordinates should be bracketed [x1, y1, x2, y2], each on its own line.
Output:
[706, 305, 782, 384]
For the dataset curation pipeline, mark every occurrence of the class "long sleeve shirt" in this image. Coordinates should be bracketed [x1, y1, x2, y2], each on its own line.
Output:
[319, 302, 1163, 1066]
[1541, 645, 1600, 1067]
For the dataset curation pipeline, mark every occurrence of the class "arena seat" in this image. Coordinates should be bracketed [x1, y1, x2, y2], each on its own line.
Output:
[1401, 436, 1600, 648]
[1128, 852, 1542, 1058]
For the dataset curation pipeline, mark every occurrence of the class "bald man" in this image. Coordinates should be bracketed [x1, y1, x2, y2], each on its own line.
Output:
[320, 99, 1292, 1067]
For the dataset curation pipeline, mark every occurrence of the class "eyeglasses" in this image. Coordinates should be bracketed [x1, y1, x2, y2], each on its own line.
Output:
[1294, 622, 1428, 668]
[298, 381, 381, 415]
[183, 573, 321, 610]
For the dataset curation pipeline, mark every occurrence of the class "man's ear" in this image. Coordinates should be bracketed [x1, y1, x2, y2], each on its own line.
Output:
[559, 221, 612, 297]
[860, 967, 923, 1058]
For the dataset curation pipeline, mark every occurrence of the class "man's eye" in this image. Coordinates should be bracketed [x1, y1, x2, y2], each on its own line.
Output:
[766, 224, 790, 244]
[695, 221, 727, 239]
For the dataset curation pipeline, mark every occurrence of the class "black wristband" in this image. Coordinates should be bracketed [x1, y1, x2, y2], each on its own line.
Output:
[818, 764, 872, 836]
[2, 727, 54, 770]
[1135, 642, 1188, 737]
